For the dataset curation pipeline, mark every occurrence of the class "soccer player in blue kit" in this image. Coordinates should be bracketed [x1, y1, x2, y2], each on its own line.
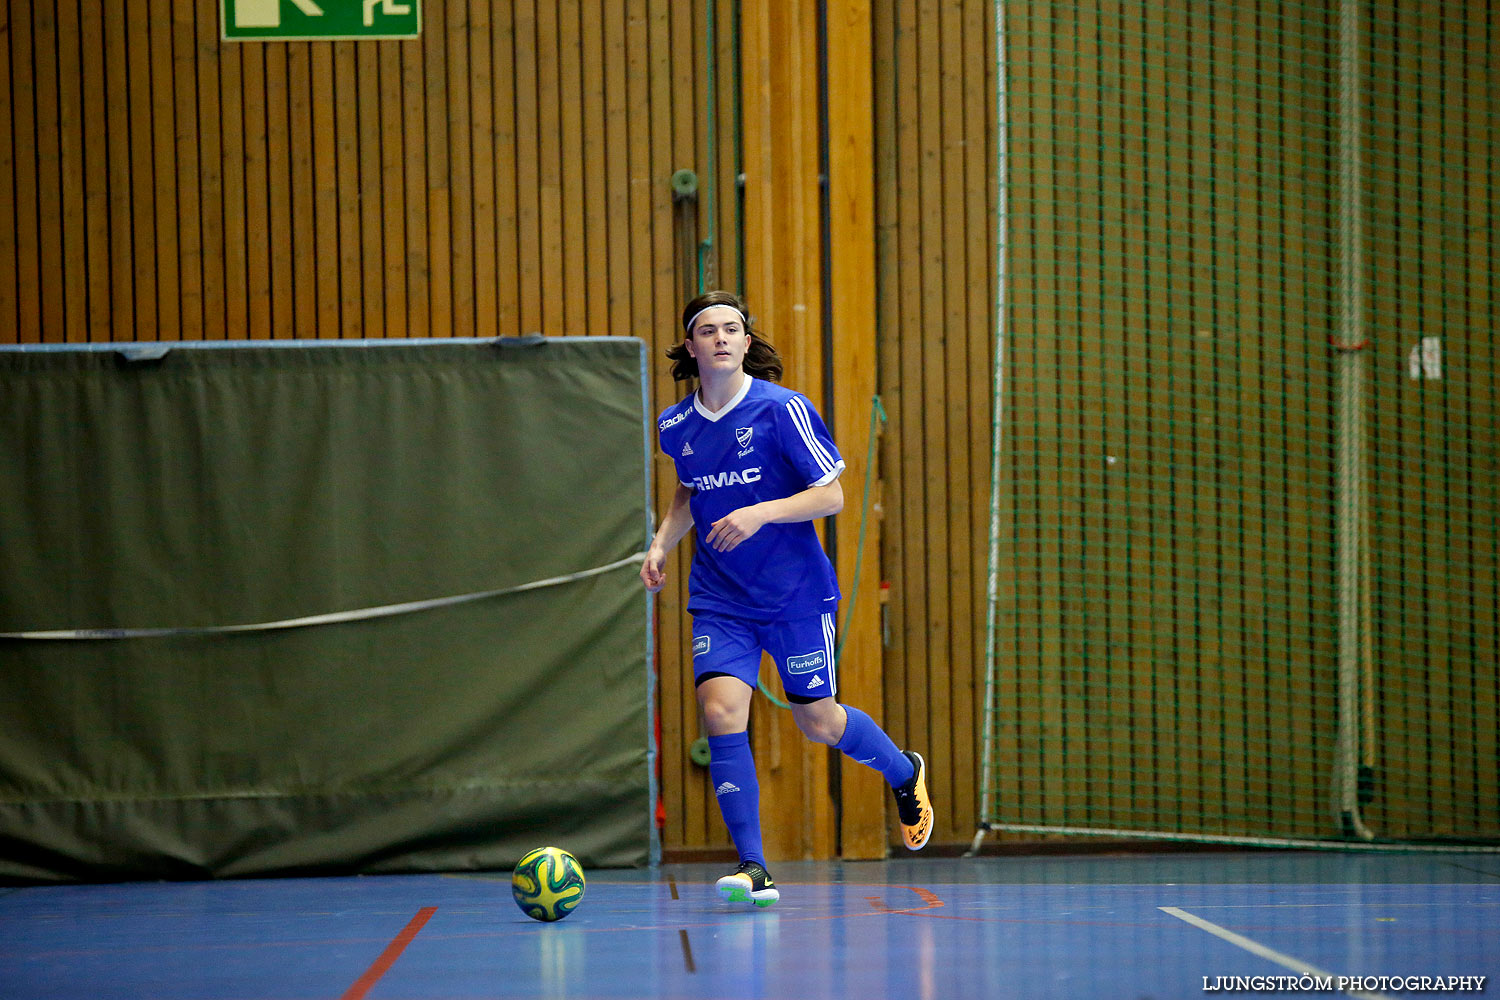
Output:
[641, 290, 934, 907]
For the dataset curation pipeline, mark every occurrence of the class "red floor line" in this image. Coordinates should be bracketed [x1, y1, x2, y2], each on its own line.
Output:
[339, 906, 437, 1000]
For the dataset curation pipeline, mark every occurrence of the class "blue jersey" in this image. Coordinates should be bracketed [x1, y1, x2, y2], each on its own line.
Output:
[657, 376, 844, 619]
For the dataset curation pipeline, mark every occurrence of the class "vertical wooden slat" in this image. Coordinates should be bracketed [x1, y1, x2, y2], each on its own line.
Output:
[265, 44, 294, 336]
[491, 4, 519, 334]
[512, 0, 540, 331]
[935, 0, 972, 843]
[712, 0, 738, 292]
[1068, 0, 1107, 830]
[1383, 2, 1411, 836]
[125, 1, 157, 340]
[469, 0, 497, 340]
[1134, 1, 1169, 831]
[171, 0, 202, 340]
[1280, 2, 1321, 834]
[243, 46, 271, 338]
[378, 40, 407, 337]
[149, 0, 180, 339]
[1091, 5, 1125, 829]
[580, 0, 609, 326]
[993, 0, 1028, 834]
[602, 0, 631, 339]
[534, 0, 562, 332]
[1058, 1, 1089, 828]
[0, 2, 16, 341]
[9, 0, 41, 341]
[740, 0, 830, 862]
[647, 0, 674, 447]
[1418, 5, 1453, 831]
[1031, 0, 1068, 831]
[400, 37, 428, 335]
[892, 0, 934, 831]
[219, 43, 248, 341]
[333, 41, 363, 339]
[309, 43, 339, 339]
[1157, 5, 1187, 832]
[1234, 4, 1269, 832]
[654, 0, 694, 855]
[32, 0, 63, 341]
[56, 0, 87, 341]
[1440, 5, 1475, 832]
[79, 0, 112, 339]
[826, 0, 883, 859]
[195, 1, 227, 341]
[624, 0, 652, 344]
[959, 0, 993, 836]
[286, 42, 315, 338]
[1463, 6, 1497, 833]
[445, 2, 475, 340]
[1218, 0, 1257, 833]
[1183, 2, 1219, 833]
[422, 2, 451, 338]
[872, 0, 906, 828]
[557, 0, 585, 334]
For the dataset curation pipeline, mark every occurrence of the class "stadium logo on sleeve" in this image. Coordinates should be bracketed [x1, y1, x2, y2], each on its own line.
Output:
[786, 651, 826, 675]
[659, 411, 688, 431]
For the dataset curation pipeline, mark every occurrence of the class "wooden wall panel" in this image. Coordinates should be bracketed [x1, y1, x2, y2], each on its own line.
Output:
[740, 0, 832, 863]
[872, 0, 996, 847]
[0, 0, 809, 859]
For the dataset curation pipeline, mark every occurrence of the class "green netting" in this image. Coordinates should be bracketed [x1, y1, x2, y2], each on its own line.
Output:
[979, 1, 1497, 848]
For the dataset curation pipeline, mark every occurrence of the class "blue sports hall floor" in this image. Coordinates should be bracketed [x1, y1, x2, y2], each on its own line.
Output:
[1, 851, 1496, 999]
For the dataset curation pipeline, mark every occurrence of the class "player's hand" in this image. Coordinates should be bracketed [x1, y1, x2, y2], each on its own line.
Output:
[641, 548, 668, 592]
[706, 506, 767, 552]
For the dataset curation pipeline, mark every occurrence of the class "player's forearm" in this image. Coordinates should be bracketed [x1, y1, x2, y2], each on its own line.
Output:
[755, 479, 844, 524]
[649, 484, 696, 555]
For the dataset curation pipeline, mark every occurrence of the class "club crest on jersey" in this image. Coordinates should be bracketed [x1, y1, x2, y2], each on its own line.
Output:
[691, 467, 761, 491]
[786, 650, 827, 675]
[735, 426, 755, 457]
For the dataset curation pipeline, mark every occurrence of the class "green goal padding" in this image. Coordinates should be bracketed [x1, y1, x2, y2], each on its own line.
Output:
[0, 337, 655, 882]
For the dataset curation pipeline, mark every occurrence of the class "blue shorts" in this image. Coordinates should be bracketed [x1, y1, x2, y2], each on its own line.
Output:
[691, 609, 839, 701]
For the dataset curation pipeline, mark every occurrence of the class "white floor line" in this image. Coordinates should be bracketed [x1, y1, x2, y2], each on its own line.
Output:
[1159, 906, 1393, 1000]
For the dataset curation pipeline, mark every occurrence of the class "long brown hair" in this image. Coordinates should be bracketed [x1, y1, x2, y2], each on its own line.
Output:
[666, 290, 784, 383]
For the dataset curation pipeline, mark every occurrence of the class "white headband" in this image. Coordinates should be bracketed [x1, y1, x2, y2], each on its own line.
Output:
[684, 304, 749, 335]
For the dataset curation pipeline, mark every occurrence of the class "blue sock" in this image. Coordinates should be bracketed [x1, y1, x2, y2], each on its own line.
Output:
[835, 706, 915, 787]
[707, 732, 764, 866]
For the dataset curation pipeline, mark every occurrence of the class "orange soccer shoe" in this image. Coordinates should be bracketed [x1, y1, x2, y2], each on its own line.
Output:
[892, 750, 934, 850]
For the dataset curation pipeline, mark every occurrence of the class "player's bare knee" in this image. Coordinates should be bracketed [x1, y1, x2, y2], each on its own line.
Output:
[791, 702, 843, 745]
[699, 697, 747, 735]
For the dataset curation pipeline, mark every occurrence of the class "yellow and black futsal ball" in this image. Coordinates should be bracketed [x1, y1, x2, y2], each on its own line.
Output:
[511, 846, 586, 922]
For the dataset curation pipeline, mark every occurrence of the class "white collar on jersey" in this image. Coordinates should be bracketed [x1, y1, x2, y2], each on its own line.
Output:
[693, 373, 753, 422]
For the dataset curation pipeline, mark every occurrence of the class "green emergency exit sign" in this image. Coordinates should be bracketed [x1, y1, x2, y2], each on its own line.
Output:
[222, 0, 421, 41]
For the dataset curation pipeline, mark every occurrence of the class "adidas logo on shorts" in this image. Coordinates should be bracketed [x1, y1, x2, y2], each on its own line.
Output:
[715, 781, 740, 796]
[806, 676, 825, 689]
